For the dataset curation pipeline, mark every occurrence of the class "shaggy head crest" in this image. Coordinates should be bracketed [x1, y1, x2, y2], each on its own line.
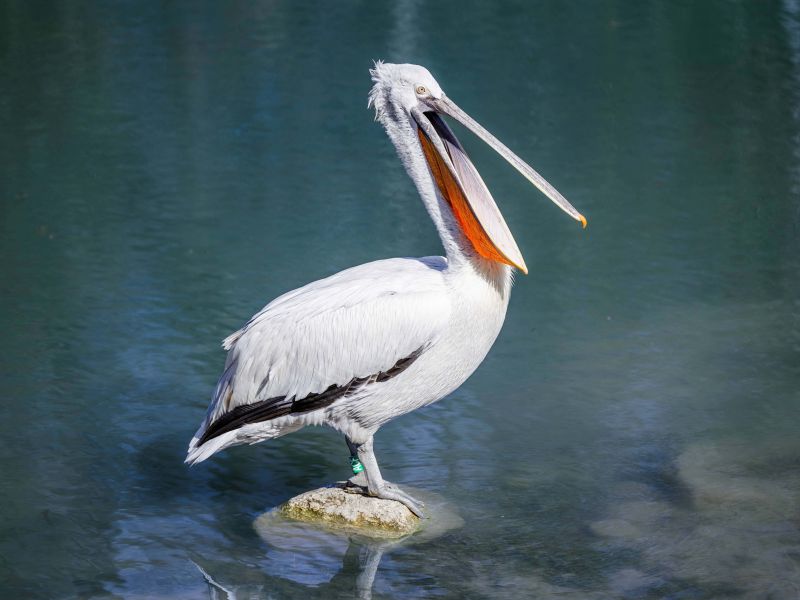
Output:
[367, 60, 394, 122]
[367, 61, 442, 123]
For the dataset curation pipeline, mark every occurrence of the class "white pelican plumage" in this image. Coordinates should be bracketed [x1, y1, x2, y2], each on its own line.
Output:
[186, 62, 586, 516]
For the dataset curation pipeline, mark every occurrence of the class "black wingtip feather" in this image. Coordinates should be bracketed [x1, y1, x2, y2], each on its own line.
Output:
[197, 346, 425, 446]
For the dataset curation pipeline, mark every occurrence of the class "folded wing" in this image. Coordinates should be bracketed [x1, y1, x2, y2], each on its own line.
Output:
[186, 257, 450, 462]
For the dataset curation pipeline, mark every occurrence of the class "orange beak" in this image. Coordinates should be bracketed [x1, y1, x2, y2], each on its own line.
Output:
[418, 124, 528, 273]
[413, 96, 586, 275]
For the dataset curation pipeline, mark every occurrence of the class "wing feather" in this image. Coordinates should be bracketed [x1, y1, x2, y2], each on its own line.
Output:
[191, 257, 450, 446]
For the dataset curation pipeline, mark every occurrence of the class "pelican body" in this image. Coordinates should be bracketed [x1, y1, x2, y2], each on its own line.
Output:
[186, 63, 585, 515]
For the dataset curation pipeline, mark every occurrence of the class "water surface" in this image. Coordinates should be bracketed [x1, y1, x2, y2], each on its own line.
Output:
[1, 2, 799, 598]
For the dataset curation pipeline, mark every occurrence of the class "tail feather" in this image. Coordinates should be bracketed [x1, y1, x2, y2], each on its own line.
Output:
[185, 430, 236, 465]
[185, 419, 304, 465]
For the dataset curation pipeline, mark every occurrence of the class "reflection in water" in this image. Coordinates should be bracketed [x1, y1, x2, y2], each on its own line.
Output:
[196, 540, 387, 600]
[195, 487, 464, 599]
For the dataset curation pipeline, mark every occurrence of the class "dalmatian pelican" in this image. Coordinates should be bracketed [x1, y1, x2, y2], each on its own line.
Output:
[186, 62, 586, 516]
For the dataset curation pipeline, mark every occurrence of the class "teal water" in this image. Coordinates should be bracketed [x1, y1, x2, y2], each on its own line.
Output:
[2, 2, 799, 598]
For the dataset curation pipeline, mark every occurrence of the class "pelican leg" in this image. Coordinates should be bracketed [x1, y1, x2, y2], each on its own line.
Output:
[346, 436, 360, 458]
[346, 436, 367, 487]
[352, 436, 425, 517]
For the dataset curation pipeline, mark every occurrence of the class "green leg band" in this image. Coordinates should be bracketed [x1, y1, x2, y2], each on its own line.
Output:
[350, 456, 364, 474]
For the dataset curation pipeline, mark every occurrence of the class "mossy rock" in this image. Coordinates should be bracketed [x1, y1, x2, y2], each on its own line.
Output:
[278, 484, 421, 539]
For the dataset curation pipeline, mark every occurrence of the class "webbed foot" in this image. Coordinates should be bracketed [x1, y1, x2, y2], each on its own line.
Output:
[368, 482, 424, 517]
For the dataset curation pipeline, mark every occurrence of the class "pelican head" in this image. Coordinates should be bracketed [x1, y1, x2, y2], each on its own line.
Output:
[369, 61, 586, 275]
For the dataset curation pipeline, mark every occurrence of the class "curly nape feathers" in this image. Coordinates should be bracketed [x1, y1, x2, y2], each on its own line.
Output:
[367, 60, 396, 123]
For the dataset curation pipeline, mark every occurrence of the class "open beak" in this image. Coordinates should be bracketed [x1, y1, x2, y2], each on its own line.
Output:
[412, 95, 586, 275]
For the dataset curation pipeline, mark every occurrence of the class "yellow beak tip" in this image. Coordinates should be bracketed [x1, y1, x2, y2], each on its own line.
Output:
[578, 214, 587, 229]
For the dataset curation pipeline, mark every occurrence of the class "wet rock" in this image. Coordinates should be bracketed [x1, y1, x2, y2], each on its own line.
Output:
[278, 483, 420, 538]
[251, 486, 464, 598]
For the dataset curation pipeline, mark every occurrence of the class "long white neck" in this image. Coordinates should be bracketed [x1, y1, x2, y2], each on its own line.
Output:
[381, 113, 512, 295]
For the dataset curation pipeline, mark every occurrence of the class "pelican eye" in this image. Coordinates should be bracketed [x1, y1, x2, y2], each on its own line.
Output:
[415, 85, 428, 95]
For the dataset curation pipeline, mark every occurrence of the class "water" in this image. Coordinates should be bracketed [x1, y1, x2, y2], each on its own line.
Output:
[1, 1, 799, 598]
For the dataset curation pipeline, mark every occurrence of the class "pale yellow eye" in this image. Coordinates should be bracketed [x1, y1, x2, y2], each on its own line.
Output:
[415, 85, 427, 95]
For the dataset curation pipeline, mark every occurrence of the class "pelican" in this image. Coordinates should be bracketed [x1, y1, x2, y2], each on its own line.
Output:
[186, 62, 586, 516]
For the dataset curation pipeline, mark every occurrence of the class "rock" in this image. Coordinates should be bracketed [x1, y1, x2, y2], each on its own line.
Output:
[587, 441, 800, 598]
[676, 440, 800, 519]
[248, 489, 462, 599]
[278, 483, 421, 538]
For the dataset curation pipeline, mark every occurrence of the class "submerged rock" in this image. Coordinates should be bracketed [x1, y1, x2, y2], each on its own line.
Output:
[278, 483, 421, 538]
[676, 440, 800, 518]
[589, 439, 800, 598]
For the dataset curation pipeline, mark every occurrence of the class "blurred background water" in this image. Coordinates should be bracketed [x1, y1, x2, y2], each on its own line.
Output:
[1, 1, 799, 598]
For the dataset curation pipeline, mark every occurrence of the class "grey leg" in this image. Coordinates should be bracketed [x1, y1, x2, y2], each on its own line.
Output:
[346, 436, 360, 458]
[355, 544, 385, 600]
[346, 436, 367, 487]
[354, 436, 425, 517]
